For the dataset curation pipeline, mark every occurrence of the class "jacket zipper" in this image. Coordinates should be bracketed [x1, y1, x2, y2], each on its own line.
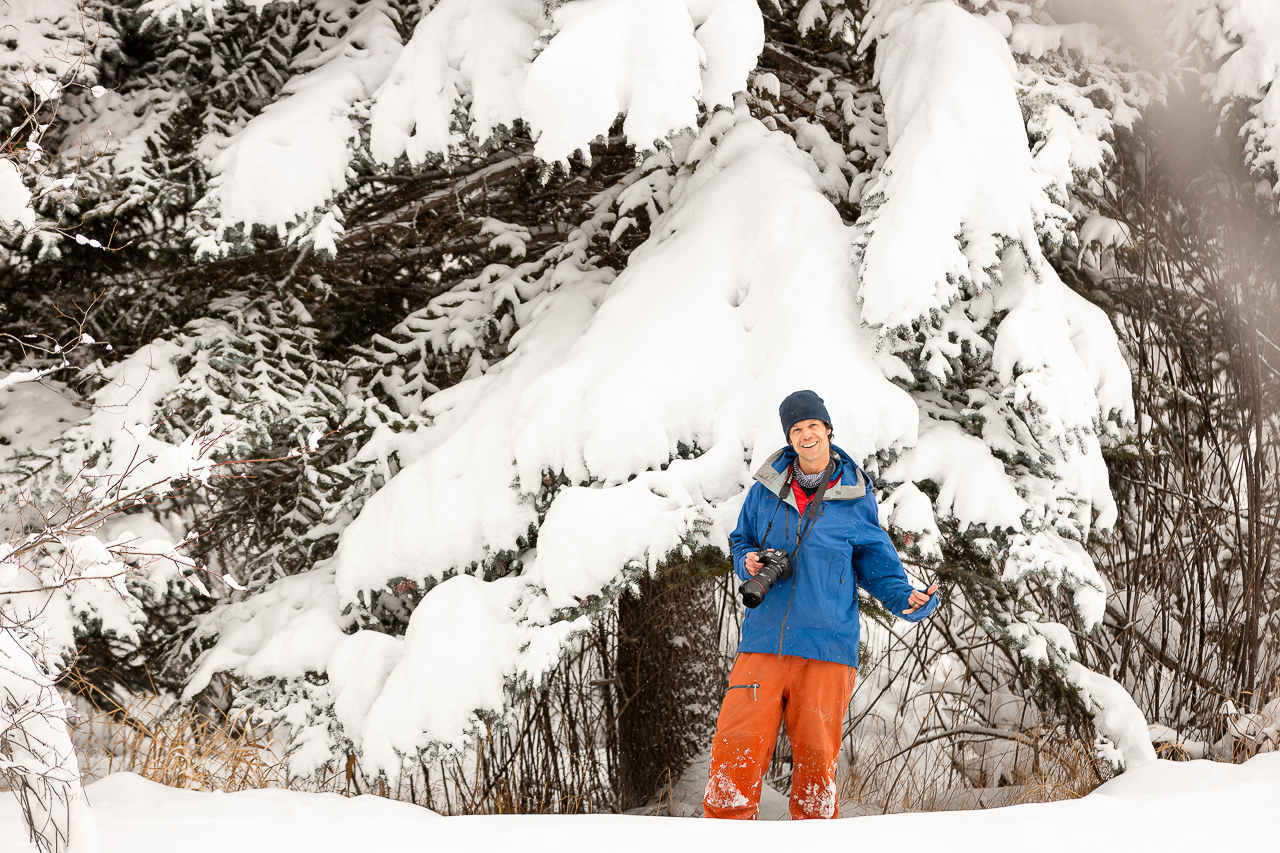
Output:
[777, 504, 796, 654]
[777, 576, 797, 655]
[777, 502, 825, 655]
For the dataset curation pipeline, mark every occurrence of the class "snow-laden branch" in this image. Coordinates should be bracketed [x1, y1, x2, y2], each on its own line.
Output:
[185, 0, 763, 255]
[1171, 0, 1280, 194]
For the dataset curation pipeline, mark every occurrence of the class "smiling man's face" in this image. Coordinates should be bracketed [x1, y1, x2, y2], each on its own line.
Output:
[788, 418, 832, 474]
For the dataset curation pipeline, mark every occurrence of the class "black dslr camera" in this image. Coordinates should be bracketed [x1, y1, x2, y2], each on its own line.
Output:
[739, 548, 792, 609]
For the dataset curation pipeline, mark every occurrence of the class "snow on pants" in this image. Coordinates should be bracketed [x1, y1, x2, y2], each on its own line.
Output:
[703, 652, 857, 820]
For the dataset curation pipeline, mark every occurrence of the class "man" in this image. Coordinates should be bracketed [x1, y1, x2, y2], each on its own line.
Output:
[703, 389, 938, 820]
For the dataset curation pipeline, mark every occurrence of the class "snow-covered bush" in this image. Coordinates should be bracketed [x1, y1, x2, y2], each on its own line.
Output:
[0, 386, 240, 853]
[1073, 56, 1280, 749]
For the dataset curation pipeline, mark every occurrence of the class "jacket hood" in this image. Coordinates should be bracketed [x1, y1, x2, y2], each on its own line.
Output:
[755, 443, 867, 505]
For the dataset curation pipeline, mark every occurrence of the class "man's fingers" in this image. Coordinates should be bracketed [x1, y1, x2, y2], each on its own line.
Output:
[903, 584, 939, 614]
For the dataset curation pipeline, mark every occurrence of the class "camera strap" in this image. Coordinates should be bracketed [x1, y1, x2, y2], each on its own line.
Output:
[789, 456, 837, 564]
[758, 455, 839, 556]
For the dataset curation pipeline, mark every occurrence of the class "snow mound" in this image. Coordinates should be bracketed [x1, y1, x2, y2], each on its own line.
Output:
[3, 755, 1280, 847]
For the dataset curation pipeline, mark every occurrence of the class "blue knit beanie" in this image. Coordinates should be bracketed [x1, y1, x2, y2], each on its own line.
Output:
[779, 390, 831, 437]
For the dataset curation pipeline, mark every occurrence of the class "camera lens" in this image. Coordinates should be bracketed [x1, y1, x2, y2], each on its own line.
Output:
[741, 578, 766, 609]
[739, 550, 790, 609]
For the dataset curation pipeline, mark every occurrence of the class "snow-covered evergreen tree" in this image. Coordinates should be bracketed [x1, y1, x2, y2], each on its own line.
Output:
[6, 0, 1280, 807]
[154, 0, 1151, 778]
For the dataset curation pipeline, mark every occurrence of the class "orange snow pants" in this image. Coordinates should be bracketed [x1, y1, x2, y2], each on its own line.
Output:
[703, 652, 857, 820]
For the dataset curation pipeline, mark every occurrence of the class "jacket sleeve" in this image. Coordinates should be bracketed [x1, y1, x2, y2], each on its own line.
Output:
[853, 495, 939, 624]
[728, 487, 763, 583]
[854, 535, 938, 623]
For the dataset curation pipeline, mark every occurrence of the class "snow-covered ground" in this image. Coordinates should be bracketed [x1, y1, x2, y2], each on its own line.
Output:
[2, 754, 1278, 852]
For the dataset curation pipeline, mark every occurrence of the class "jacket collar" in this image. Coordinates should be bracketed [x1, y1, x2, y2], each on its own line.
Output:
[753, 443, 867, 505]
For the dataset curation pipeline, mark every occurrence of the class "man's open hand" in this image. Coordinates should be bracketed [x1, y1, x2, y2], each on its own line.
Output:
[903, 583, 939, 615]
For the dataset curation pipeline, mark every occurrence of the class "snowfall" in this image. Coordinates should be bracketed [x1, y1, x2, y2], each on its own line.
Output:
[3, 753, 1280, 852]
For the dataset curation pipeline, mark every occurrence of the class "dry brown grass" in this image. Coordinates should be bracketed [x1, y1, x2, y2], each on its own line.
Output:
[68, 692, 290, 792]
[837, 725, 1100, 815]
[55, 689, 595, 813]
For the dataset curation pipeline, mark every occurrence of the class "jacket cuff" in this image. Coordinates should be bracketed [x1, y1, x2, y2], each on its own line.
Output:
[899, 592, 939, 623]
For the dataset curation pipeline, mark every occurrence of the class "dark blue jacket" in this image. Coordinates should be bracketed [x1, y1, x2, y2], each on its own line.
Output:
[730, 444, 937, 667]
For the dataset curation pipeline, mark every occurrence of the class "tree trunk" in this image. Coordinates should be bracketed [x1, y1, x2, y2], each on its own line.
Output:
[614, 553, 728, 811]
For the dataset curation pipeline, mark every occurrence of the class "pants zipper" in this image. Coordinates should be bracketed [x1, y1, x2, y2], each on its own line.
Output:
[727, 683, 760, 701]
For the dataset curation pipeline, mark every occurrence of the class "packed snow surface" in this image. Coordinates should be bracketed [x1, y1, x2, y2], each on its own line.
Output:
[2, 754, 1279, 850]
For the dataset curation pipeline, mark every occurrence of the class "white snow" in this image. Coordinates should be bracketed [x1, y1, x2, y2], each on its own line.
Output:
[687, 0, 765, 110]
[0, 628, 99, 853]
[139, 0, 279, 25]
[1068, 660, 1160, 770]
[371, 0, 762, 165]
[59, 340, 187, 484]
[29, 78, 60, 104]
[0, 159, 35, 231]
[360, 574, 536, 762]
[883, 416, 1029, 534]
[62, 88, 182, 182]
[524, 0, 705, 161]
[0, 379, 83, 539]
[1199, 0, 1280, 186]
[523, 0, 762, 161]
[369, 0, 541, 165]
[194, 0, 403, 254]
[2, 755, 1280, 848]
[181, 0, 761, 245]
[0, 0, 102, 84]
[854, 0, 1060, 335]
[183, 567, 349, 697]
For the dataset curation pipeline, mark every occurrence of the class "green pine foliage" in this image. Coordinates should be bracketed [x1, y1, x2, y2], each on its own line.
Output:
[153, 284, 423, 594]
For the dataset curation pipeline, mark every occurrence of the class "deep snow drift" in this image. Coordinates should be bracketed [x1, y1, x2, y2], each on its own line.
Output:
[1, 754, 1278, 852]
